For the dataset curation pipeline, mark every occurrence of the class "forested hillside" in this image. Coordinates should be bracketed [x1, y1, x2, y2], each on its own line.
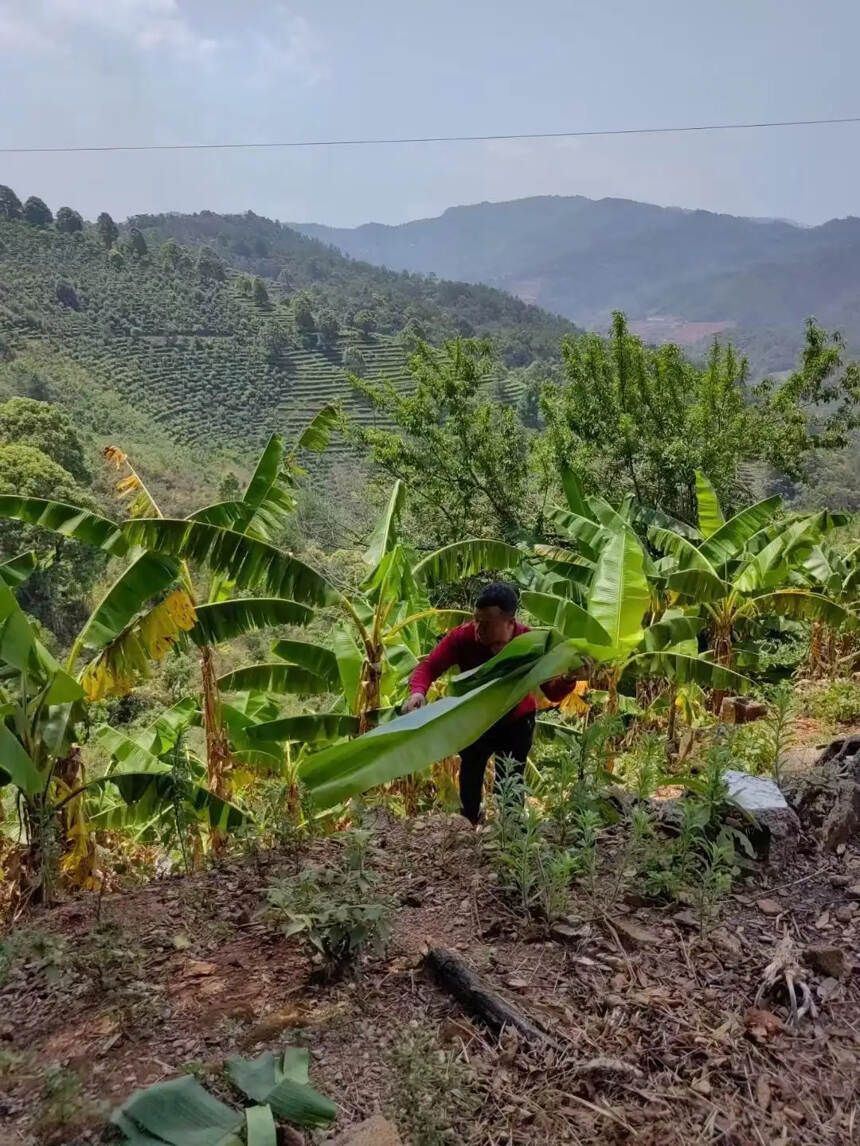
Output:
[0, 192, 575, 495]
[296, 195, 860, 372]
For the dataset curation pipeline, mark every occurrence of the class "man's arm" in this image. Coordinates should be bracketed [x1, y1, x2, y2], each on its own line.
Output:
[403, 627, 465, 712]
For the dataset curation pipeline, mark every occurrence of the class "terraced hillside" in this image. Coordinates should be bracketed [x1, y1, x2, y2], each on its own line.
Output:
[0, 211, 563, 467]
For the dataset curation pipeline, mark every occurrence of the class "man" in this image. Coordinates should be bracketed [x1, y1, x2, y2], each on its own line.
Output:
[403, 582, 574, 823]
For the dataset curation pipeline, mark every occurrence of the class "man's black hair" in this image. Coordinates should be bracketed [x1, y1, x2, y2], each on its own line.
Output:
[475, 581, 519, 615]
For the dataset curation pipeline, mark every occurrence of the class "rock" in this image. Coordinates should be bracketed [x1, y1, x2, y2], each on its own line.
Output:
[332, 1114, 403, 1146]
[803, 945, 848, 980]
[710, 927, 742, 957]
[719, 697, 767, 724]
[830, 874, 851, 888]
[550, 922, 581, 943]
[184, 960, 218, 977]
[673, 910, 699, 930]
[834, 903, 857, 923]
[756, 898, 783, 916]
[817, 734, 860, 769]
[724, 770, 801, 865]
[610, 917, 660, 947]
[822, 781, 860, 851]
[846, 883, 860, 900]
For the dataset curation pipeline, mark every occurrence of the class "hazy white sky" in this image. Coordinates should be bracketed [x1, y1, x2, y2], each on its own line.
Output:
[0, 0, 858, 226]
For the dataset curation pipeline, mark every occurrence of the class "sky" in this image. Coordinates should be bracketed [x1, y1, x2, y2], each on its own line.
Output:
[0, 0, 859, 228]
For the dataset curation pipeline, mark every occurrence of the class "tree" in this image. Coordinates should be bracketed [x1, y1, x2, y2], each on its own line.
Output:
[0, 397, 91, 482]
[353, 309, 375, 337]
[0, 184, 22, 221]
[252, 277, 270, 307]
[196, 246, 226, 282]
[97, 211, 119, 249]
[128, 226, 148, 259]
[542, 313, 860, 523]
[317, 309, 339, 348]
[160, 237, 187, 271]
[55, 206, 84, 235]
[348, 338, 532, 543]
[22, 196, 53, 228]
[291, 294, 316, 340]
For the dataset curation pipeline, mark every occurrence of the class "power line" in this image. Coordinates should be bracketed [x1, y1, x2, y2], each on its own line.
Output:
[1, 115, 859, 155]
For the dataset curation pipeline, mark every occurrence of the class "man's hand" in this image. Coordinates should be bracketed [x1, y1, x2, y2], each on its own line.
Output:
[402, 692, 427, 714]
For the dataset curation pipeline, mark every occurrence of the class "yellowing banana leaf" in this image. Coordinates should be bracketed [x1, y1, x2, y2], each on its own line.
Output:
[77, 552, 180, 651]
[217, 663, 330, 695]
[694, 471, 725, 538]
[411, 538, 526, 584]
[112, 1076, 243, 1146]
[300, 636, 584, 810]
[271, 640, 340, 686]
[586, 525, 650, 656]
[0, 495, 128, 556]
[190, 598, 313, 646]
[0, 551, 37, 588]
[123, 519, 337, 607]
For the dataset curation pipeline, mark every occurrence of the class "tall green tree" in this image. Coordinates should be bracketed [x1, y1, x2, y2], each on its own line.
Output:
[0, 184, 22, 221]
[128, 226, 148, 259]
[22, 196, 53, 228]
[97, 211, 119, 249]
[55, 206, 84, 234]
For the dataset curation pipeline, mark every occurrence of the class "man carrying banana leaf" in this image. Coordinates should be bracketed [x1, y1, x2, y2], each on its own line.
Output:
[403, 583, 578, 823]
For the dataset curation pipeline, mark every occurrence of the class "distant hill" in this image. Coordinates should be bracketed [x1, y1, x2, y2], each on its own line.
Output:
[295, 196, 860, 372]
[0, 206, 575, 486]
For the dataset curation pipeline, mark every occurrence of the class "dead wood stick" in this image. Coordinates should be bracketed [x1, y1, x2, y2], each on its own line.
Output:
[423, 946, 554, 1045]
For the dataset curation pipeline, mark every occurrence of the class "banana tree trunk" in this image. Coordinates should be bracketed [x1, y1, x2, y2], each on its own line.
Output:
[710, 621, 734, 713]
[356, 649, 383, 736]
[199, 646, 232, 857]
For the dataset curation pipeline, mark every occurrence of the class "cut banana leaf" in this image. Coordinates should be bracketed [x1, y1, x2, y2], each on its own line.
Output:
[245, 1105, 276, 1146]
[226, 1049, 335, 1128]
[112, 1075, 243, 1146]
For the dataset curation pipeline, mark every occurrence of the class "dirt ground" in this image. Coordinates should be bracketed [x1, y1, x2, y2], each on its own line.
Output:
[2, 748, 860, 1145]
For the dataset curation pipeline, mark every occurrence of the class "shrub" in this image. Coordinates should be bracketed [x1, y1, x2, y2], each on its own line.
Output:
[803, 677, 860, 725]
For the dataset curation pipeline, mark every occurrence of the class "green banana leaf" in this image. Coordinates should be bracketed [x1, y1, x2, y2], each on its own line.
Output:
[694, 472, 725, 538]
[752, 590, 856, 629]
[560, 464, 592, 518]
[520, 591, 612, 648]
[411, 538, 526, 584]
[245, 1106, 276, 1146]
[190, 598, 313, 646]
[247, 712, 360, 745]
[698, 496, 782, 567]
[586, 525, 650, 656]
[77, 552, 180, 651]
[0, 495, 128, 556]
[217, 663, 330, 695]
[639, 614, 704, 652]
[0, 582, 36, 670]
[364, 480, 405, 567]
[123, 519, 337, 607]
[300, 635, 584, 810]
[625, 651, 750, 692]
[243, 434, 285, 507]
[332, 623, 363, 711]
[88, 771, 248, 832]
[271, 640, 340, 686]
[112, 1076, 243, 1146]
[295, 403, 340, 453]
[448, 629, 552, 695]
[647, 526, 718, 573]
[226, 1048, 336, 1128]
[666, 567, 731, 603]
[0, 551, 37, 588]
[545, 506, 605, 558]
[0, 725, 42, 795]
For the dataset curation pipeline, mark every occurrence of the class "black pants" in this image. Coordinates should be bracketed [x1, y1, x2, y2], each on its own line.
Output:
[459, 713, 535, 824]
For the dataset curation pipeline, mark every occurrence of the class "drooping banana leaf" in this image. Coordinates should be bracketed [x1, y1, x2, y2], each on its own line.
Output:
[294, 403, 340, 453]
[122, 519, 337, 607]
[0, 551, 38, 588]
[217, 663, 330, 695]
[0, 725, 42, 795]
[625, 651, 750, 692]
[300, 635, 584, 810]
[586, 525, 650, 656]
[665, 567, 732, 603]
[247, 712, 360, 745]
[190, 598, 313, 646]
[694, 472, 725, 538]
[411, 538, 527, 584]
[639, 614, 704, 652]
[271, 640, 340, 686]
[87, 771, 248, 831]
[751, 590, 857, 629]
[0, 495, 128, 556]
[76, 551, 180, 651]
[111, 1075, 243, 1146]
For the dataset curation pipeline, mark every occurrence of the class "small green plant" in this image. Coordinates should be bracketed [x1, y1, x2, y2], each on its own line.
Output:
[36, 1062, 104, 1144]
[803, 677, 860, 726]
[538, 715, 621, 848]
[0, 928, 67, 988]
[266, 830, 394, 972]
[387, 1027, 483, 1146]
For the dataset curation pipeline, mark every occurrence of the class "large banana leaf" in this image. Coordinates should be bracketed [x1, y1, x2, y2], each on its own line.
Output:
[0, 725, 42, 795]
[647, 527, 717, 573]
[694, 472, 725, 538]
[332, 623, 362, 711]
[243, 434, 285, 507]
[226, 1048, 336, 1128]
[665, 567, 731, 603]
[560, 464, 592, 518]
[586, 526, 650, 656]
[448, 629, 553, 695]
[245, 1107, 276, 1146]
[123, 520, 337, 607]
[247, 712, 359, 745]
[217, 663, 330, 695]
[0, 495, 128, 556]
[364, 480, 405, 568]
[0, 582, 36, 670]
[625, 651, 750, 692]
[751, 590, 856, 629]
[300, 635, 584, 810]
[520, 591, 612, 648]
[190, 598, 313, 646]
[412, 538, 526, 584]
[698, 496, 782, 567]
[271, 640, 339, 686]
[639, 614, 704, 652]
[295, 403, 340, 453]
[0, 551, 37, 588]
[77, 552, 180, 651]
[112, 1076, 243, 1146]
[546, 506, 605, 558]
[88, 771, 248, 832]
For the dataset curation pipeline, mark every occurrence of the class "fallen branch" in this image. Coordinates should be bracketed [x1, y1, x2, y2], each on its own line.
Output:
[423, 946, 554, 1045]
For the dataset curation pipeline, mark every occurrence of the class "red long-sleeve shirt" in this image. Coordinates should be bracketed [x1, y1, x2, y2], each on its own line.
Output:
[409, 621, 572, 722]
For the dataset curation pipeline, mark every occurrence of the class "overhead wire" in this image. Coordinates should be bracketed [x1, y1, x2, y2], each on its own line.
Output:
[1, 115, 859, 155]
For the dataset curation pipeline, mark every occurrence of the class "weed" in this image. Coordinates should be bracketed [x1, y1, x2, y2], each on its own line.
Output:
[266, 829, 394, 974]
[802, 677, 860, 725]
[0, 928, 67, 987]
[387, 1027, 483, 1146]
[34, 1062, 105, 1143]
[730, 682, 796, 781]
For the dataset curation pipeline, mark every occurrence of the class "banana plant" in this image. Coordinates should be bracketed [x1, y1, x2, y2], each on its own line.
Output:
[796, 539, 860, 674]
[645, 471, 855, 674]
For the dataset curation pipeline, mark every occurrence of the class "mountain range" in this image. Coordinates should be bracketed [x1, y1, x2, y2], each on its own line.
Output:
[295, 195, 860, 372]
